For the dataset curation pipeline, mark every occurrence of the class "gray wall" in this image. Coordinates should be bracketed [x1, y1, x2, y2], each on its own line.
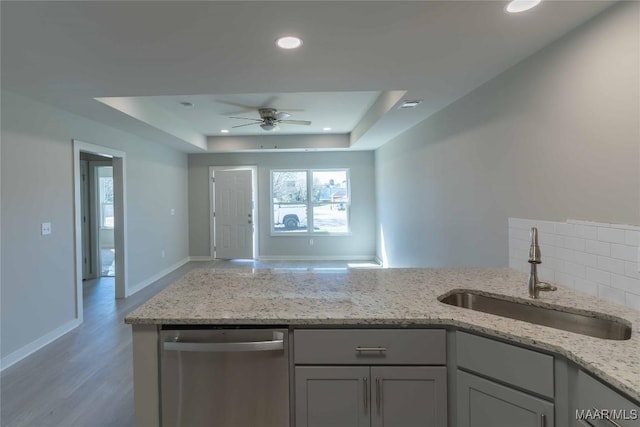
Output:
[189, 151, 376, 259]
[375, 2, 639, 268]
[1, 90, 189, 361]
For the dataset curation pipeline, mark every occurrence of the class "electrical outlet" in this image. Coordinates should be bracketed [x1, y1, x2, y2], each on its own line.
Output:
[170, 208, 175, 216]
[41, 222, 52, 235]
[309, 238, 314, 246]
[161, 250, 165, 258]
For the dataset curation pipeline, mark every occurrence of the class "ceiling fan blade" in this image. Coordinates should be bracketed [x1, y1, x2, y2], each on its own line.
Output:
[275, 108, 305, 112]
[216, 99, 260, 110]
[228, 116, 263, 122]
[223, 109, 259, 116]
[279, 120, 312, 126]
[231, 122, 261, 128]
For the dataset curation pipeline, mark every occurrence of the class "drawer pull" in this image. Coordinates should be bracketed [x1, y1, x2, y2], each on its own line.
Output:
[363, 377, 368, 411]
[355, 346, 387, 352]
[593, 408, 623, 427]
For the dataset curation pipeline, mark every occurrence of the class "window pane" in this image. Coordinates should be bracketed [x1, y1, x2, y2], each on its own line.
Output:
[273, 204, 308, 232]
[312, 170, 348, 203]
[272, 171, 307, 203]
[102, 204, 114, 228]
[98, 171, 114, 228]
[312, 203, 349, 233]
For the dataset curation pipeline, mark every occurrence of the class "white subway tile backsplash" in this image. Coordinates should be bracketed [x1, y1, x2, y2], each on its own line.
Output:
[625, 230, 640, 246]
[610, 244, 637, 262]
[559, 261, 585, 279]
[598, 285, 626, 306]
[585, 240, 610, 256]
[573, 225, 598, 240]
[555, 247, 575, 262]
[586, 267, 611, 285]
[555, 272, 575, 288]
[597, 227, 626, 244]
[624, 261, 640, 280]
[555, 223, 574, 236]
[625, 293, 640, 311]
[596, 256, 626, 274]
[574, 279, 598, 296]
[611, 274, 640, 293]
[574, 251, 597, 267]
[509, 218, 639, 311]
[564, 237, 585, 252]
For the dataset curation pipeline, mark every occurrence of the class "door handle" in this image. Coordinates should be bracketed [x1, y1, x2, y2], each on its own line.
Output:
[363, 377, 368, 412]
[163, 332, 284, 353]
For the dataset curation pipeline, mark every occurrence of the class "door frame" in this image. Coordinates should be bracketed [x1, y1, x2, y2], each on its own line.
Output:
[73, 140, 128, 321]
[209, 166, 258, 259]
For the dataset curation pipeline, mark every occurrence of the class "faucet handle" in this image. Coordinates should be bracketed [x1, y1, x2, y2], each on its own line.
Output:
[528, 227, 541, 264]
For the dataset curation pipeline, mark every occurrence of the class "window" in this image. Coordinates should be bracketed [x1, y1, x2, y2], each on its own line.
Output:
[271, 169, 350, 234]
[98, 167, 114, 228]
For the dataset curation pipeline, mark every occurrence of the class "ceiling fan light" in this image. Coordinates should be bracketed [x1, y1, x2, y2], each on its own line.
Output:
[260, 123, 278, 131]
[506, 0, 542, 13]
[276, 36, 303, 49]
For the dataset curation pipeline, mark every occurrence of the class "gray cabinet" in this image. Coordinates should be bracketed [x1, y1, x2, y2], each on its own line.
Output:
[295, 366, 370, 427]
[371, 366, 447, 427]
[457, 370, 554, 427]
[572, 369, 640, 427]
[295, 366, 447, 427]
[294, 329, 447, 427]
[454, 332, 555, 427]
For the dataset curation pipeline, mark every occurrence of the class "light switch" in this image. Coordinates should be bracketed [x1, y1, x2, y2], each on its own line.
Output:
[41, 222, 52, 235]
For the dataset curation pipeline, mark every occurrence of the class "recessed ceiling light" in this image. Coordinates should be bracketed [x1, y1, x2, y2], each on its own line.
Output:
[220, 129, 229, 134]
[276, 36, 303, 50]
[322, 127, 332, 131]
[506, 0, 542, 13]
[179, 101, 194, 107]
[398, 100, 423, 109]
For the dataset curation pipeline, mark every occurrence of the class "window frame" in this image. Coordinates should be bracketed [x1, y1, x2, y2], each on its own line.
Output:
[270, 168, 351, 236]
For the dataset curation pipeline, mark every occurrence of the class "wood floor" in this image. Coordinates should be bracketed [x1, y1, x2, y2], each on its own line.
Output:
[0, 260, 368, 427]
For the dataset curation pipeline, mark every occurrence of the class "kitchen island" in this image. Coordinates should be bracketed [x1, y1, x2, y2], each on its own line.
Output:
[125, 267, 640, 426]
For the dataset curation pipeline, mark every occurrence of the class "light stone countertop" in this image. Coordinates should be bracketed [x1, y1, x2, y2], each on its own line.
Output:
[125, 267, 640, 401]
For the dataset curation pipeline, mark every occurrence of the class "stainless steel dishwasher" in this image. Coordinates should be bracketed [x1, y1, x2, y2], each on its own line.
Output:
[160, 328, 289, 427]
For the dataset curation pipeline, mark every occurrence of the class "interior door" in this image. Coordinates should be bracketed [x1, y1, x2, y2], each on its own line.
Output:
[214, 169, 254, 259]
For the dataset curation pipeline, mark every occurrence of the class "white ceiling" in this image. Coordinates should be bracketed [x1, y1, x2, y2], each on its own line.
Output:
[1, 1, 615, 153]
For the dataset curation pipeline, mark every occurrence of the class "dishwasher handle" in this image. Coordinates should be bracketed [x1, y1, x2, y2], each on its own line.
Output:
[163, 331, 284, 353]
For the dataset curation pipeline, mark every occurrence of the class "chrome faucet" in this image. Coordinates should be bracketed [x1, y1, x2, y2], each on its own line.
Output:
[528, 227, 557, 298]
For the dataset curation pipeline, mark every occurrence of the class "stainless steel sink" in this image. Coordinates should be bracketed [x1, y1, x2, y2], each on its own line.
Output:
[438, 290, 632, 340]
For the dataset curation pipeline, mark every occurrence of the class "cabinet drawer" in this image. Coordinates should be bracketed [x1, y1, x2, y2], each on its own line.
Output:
[576, 370, 639, 427]
[294, 329, 446, 365]
[456, 332, 554, 398]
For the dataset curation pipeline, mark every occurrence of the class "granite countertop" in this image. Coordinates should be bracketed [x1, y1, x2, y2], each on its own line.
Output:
[125, 267, 640, 401]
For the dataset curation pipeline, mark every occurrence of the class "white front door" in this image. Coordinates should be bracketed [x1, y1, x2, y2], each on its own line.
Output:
[214, 169, 254, 259]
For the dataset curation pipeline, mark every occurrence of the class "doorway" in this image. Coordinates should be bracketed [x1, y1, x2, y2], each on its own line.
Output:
[210, 166, 258, 260]
[73, 140, 128, 323]
[80, 154, 115, 280]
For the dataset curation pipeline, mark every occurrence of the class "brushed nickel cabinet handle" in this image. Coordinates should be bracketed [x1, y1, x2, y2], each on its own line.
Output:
[363, 377, 368, 411]
[540, 413, 545, 427]
[375, 378, 381, 413]
[593, 408, 623, 427]
[355, 347, 387, 352]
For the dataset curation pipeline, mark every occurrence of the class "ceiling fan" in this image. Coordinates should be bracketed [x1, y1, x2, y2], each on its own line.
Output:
[229, 108, 311, 132]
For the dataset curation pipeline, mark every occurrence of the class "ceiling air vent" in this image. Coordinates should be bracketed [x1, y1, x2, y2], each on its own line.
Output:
[398, 100, 422, 109]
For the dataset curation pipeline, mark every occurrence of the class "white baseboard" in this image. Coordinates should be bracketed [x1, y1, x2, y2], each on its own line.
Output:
[1, 318, 81, 372]
[126, 257, 190, 297]
[258, 255, 376, 261]
[189, 256, 213, 261]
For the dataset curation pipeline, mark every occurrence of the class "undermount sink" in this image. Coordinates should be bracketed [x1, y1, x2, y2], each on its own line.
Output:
[438, 290, 632, 341]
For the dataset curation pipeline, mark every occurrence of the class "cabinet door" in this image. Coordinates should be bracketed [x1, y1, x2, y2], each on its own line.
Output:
[295, 366, 371, 427]
[371, 366, 447, 427]
[457, 370, 554, 427]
